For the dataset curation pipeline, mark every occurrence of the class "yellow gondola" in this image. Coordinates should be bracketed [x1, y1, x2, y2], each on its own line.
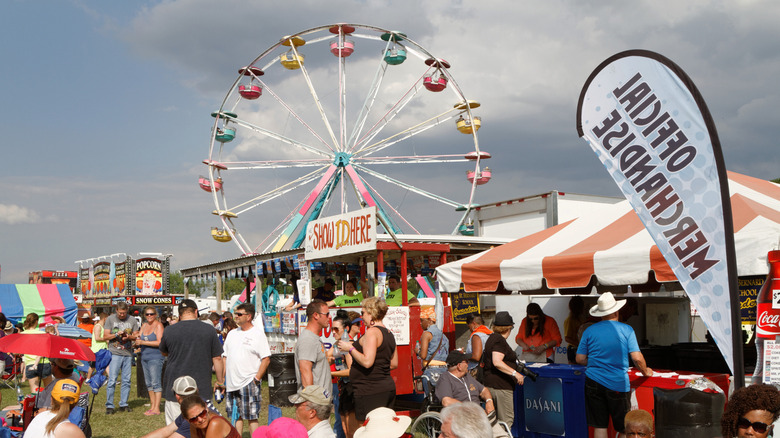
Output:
[456, 116, 482, 134]
[211, 227, 233, 242]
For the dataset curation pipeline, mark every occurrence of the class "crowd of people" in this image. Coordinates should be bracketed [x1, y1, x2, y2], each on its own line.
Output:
[5, 282, 780, 438]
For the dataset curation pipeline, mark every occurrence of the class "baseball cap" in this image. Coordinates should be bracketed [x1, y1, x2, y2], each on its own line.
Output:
[51, 379, 80, 403]
[179, 299, 199, 315]
[445, 351, 470, 368]
[53, 358, 75, 370]
[252, 417, 307, 438]
[173, 376, 198, 396]
[92, 315, 100, 321]
[288, 385, 330, 406]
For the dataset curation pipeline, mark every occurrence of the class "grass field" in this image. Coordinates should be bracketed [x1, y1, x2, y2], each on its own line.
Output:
[0, 368, 297, 438]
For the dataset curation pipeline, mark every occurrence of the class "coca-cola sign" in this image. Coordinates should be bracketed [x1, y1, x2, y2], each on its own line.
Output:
[758, 310, 780, 328]
[757, 305, 780, 338]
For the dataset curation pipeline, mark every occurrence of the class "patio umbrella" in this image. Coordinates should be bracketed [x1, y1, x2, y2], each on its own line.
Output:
[52, 324, 92, 340]
[0, 333, 95, 362]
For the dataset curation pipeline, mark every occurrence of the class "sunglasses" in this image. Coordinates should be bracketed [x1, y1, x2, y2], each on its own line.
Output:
[737, 417, 771, 433]
[187, 409, 208, 423]
[234, 312, 247, 317]
[145, 313, 156, 316]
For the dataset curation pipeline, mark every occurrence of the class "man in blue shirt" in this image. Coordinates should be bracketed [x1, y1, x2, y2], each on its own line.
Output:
[577, 292, 653, 438]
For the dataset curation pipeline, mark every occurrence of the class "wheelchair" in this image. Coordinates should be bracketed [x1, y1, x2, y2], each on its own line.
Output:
[408, 375, 512, 438]
[409, 375, 443, 438]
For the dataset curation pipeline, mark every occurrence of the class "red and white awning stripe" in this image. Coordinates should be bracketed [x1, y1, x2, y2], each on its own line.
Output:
[437, 172, 780, 293]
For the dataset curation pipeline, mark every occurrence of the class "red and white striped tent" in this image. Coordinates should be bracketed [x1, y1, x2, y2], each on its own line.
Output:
[437, 172, 780, 293]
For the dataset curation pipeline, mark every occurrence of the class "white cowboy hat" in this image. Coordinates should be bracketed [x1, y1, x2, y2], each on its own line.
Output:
[354, 407, 412, 438]
[589, 292, 627, 317]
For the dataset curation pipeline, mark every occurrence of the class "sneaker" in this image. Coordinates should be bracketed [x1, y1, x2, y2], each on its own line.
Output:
[105, 408, 115, 415]
[119, 406, 132, 413]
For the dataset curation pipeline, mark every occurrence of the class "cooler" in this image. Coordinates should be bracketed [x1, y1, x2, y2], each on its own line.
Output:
[511, 363, 588, 438]
[590, 368, 730, 437]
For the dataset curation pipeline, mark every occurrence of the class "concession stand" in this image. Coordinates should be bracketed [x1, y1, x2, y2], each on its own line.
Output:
[181, 207, 510, 405]
[435, 172, 780, 436]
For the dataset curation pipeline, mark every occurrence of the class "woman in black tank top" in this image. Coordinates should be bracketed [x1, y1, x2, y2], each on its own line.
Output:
[337, 296, 398, 422]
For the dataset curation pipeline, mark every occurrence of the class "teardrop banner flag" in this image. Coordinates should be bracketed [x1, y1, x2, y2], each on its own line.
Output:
[576, 50, 742, 384]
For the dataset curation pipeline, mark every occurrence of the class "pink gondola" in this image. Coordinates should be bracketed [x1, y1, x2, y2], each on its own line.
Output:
[330, 39, 355, 57]
[329, 24, 356, 57]
[467, 168, 492, 185]
[423, 74, 448, 92]
[199, 176, 223, 192]
[238, 67, 263, 100]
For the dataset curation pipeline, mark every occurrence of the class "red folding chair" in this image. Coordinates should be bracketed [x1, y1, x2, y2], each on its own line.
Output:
[0, 354, 23, 389]
[8, 394, 36, 432]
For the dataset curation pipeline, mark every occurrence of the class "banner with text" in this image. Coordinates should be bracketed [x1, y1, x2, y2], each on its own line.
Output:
[305, 207, 377, 260]
[577, 50, 739, 374]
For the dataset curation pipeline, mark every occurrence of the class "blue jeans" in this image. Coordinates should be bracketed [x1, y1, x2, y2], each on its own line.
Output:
[106, 354, 132, 408]
[422, 366, 445, 396]
[333, 382, 345, 438]
[141, 356, 164, 392]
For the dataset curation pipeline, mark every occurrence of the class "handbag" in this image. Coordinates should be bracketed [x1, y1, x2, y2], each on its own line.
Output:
[470, 347, 486, 383]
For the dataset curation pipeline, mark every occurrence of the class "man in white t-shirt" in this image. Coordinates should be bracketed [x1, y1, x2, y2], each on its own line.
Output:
[220, 303, 271, 435]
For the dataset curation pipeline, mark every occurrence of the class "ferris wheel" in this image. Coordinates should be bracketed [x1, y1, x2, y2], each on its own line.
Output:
[201, 24, 491, 256]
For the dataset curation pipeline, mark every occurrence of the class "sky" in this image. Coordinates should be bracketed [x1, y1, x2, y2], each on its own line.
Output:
[1, 0, 779, 284]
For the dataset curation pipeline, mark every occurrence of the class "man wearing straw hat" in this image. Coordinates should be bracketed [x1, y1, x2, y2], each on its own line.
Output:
[576, 292, 653, 438]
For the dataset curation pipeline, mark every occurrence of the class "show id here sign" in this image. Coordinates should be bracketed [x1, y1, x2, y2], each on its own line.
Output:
[305, 207, 376, 260]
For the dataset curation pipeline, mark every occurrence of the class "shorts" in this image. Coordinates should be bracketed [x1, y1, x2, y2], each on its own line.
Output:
[25, 363, 52, 380]
[354, 389, 395, 422]
[226, 380, 262, 421]
[338, 380, 355, 415]
[584, 377, 630, 432]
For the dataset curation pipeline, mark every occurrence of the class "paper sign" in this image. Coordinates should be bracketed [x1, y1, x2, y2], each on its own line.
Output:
[383, 306, 410, 345]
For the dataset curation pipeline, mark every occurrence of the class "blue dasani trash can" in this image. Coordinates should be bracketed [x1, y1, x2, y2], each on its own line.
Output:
[512, 364, 587, 438]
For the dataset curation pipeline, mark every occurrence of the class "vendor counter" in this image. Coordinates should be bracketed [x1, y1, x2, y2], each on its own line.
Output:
[508, 364, 729, 438]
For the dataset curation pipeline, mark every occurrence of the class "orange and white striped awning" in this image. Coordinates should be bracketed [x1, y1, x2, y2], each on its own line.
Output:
[437, 172, 780, 293]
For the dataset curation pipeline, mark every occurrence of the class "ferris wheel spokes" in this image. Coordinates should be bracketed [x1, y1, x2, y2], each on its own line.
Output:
[346, 37, 395, 152]
[229, 166, 327, 215]
[289, 43, 340, 150]
[354, 164, 463, 209]
[342, 164, 401, 234]
[350, 72, 428, 154]
[220, 158, 331, 171]
[355, 108, 461, 158]
[271, 164, 340, 252]
[356, 155, 468, 165]
[358, 176, 421, 235]
[229, 116, 331, 159]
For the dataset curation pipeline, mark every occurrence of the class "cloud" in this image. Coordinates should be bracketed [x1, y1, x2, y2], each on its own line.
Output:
[0, 204, 45, 225]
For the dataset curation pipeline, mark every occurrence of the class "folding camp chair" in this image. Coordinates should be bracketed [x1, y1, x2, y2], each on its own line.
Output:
[8, 394, 36, 433]
[0, 355, 21, 389]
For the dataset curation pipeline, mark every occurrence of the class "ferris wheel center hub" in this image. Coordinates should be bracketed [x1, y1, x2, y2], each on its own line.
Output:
[333, 152, 352, 167]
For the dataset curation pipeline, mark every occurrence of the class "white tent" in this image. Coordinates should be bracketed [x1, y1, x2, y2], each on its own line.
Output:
[437, 172, 780, 293]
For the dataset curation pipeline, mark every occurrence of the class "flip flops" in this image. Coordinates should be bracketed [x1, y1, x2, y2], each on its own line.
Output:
[144, 409, 160, 416]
